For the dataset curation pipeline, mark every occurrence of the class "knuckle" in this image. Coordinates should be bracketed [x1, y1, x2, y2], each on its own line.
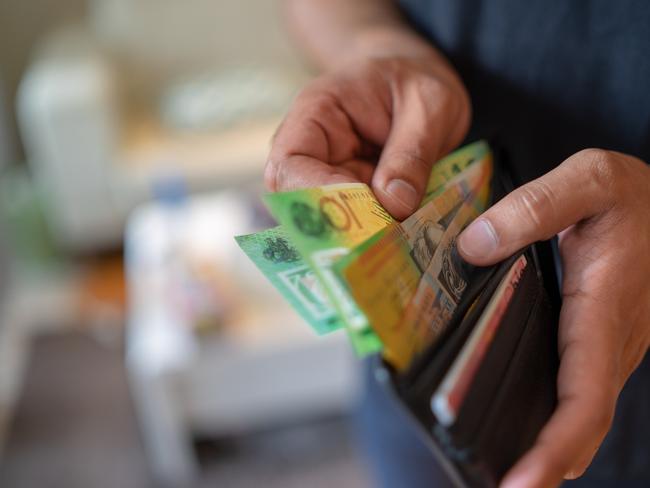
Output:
[412, 76, 453, 109]
[512, 180, 558, 233]
[384, 148, 430, 175]
[584, 149, 616, 183]
[417, 75, 447, 97]
[574, 147, 609, 163]
[572, 148, 621, 197]
[428, 83, 456, 115]
[295, 79, 338, 110]
[301, 91, 338, 119]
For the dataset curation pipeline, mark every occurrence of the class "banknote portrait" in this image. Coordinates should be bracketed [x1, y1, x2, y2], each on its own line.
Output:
[438, 238, 468, 302]
[410, 220, 445, 273]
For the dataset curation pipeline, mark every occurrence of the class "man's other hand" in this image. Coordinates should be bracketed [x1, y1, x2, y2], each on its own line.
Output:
[457, 149, 650, 488]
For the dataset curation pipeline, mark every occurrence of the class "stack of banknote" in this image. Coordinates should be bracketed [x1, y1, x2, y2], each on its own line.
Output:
[236, 141, 493, 372]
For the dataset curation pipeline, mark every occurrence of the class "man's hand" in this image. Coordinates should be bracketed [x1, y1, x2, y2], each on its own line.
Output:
[265, 55, 470, 220]
[457, 149, 650, 488]
[266, 0, 470, 219]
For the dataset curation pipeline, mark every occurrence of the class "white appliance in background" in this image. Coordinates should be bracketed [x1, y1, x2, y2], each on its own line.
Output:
[16, 0, 308, 253]
[16, 30, 297, 252]
[17, 42, 125, 251]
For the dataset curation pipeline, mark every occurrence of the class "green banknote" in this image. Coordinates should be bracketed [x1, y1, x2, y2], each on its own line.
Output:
[235, 140, 494, 359]
[336, 155, 493, 369]
[263, 183, 393, 355]
[334, 139, 493, 299]
[235, 226, 340, 335]
[422, 140, 491, 203]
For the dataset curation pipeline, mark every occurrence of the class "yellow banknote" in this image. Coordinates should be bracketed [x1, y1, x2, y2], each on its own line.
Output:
[264, 183, 394, 354]
[338, 153, 492, 368]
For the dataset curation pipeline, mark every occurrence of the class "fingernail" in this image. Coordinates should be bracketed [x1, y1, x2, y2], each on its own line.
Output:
[458, 218, 498, 258]
[385, 179, 418, 212]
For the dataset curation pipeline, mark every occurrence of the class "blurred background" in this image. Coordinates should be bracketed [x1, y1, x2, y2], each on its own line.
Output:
[0, 1, 373, 486]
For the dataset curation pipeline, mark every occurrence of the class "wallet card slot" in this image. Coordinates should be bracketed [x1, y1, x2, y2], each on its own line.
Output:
[444, 256, 540, 444]
[468, 281, 558, 481]
[407, 258, 542, 488]
[401, 252, 523, 406]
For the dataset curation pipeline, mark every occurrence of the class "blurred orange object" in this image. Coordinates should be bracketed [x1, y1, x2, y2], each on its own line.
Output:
[76, 253, 127, 329]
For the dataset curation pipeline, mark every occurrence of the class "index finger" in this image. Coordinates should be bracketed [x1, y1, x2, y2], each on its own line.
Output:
[265, 153, 374, 191]
[265, 78, 388, 188]
[264, 103, 357, 191]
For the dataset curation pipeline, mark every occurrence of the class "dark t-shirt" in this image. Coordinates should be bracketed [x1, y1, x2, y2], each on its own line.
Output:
[393, 0, 650, 484]
[399, 0, 650, 182]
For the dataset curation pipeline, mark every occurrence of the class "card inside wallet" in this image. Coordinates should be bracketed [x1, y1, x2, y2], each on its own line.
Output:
[375, 150, 562, 488]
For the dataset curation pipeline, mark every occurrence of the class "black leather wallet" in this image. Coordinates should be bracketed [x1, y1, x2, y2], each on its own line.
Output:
[375, 149, 563, 488]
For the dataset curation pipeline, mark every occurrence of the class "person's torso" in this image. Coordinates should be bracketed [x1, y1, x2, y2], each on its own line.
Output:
[397, 1, 650, 484]
[398, 0, 650, 182]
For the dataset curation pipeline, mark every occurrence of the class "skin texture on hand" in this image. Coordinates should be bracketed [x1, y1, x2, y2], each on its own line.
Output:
[265, 56, 471, 219]
[457, 149, 650, 488]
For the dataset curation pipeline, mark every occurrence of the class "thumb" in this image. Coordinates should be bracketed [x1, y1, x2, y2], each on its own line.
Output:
[457, 149, 617, 266]
[371, 84, 467, 220]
